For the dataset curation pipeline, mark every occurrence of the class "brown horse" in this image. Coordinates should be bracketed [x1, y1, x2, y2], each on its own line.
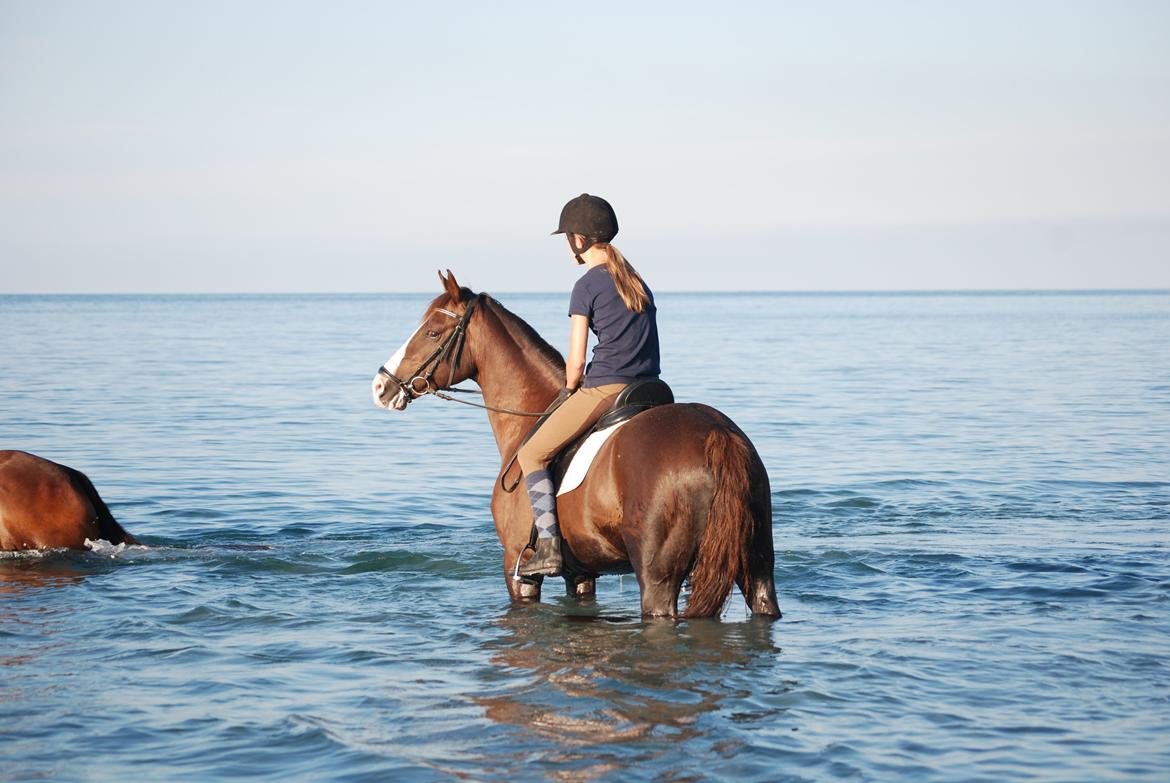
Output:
[371, 271, 780, 620]
[0, 451, 138, 551]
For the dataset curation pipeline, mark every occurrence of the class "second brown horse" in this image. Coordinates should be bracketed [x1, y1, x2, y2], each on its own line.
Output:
[0, 451, 138, 551]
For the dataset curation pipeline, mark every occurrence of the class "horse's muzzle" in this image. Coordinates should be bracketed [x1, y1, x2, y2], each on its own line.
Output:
[372, 369, 410, 411]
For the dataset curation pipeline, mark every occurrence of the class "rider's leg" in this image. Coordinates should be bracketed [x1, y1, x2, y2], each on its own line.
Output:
[515, 384, 624, 577]
[517, 468, 559, 576]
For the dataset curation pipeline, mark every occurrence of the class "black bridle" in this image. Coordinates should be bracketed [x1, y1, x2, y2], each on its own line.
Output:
[376, 295, 544, 417]
[377, 295, 479, 400]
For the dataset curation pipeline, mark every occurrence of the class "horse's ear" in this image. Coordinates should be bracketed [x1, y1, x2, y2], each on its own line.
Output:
[443, 269, 462, 301]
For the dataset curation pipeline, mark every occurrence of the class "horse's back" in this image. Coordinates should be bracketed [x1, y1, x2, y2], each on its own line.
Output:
[0, 451, 78, 510]
[609, 402, 760, 472]
[0, 451, 117, 551]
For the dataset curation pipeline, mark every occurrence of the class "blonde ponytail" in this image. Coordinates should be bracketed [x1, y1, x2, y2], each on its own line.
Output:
[601, 244, 650, 313]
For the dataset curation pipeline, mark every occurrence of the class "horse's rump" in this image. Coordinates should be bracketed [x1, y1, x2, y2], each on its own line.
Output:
[0, 451, 136, 551]
[563, 403, 773, 616]
[62, 464, 139, 546]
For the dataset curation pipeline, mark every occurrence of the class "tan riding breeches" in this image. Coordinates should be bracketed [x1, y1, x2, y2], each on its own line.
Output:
[516, 383, 626, 475]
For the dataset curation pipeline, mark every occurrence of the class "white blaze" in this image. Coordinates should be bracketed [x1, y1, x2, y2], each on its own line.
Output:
[383, 323, 425, 377]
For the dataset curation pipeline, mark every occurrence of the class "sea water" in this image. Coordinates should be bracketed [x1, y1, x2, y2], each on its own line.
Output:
[1, 291, 1168, 782]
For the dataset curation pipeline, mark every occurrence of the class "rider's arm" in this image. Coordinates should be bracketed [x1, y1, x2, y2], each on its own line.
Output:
[565, 314, 589, 391]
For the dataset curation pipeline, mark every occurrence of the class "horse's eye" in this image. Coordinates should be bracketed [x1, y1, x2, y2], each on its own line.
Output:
[427, 330, 441, 339]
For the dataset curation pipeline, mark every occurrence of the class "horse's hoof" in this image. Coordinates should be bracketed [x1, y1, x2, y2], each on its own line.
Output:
[568, 577, 596, 598]
[514, 579, 541, 599]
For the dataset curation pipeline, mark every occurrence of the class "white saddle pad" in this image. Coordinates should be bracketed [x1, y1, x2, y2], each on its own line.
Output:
[556, 421, 628, 496]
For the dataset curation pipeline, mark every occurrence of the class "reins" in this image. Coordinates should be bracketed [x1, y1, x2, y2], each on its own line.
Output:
[431, 387, 545, 417]
[437, 384, 562, 494]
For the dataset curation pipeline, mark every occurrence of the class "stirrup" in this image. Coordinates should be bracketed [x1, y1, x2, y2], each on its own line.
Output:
[512, 540, 537, 582]
[516, 537, 563, 578]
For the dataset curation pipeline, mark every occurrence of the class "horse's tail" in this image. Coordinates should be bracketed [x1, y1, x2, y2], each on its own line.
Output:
[65, 466, 139, 546]
[684, 427, 755, 618]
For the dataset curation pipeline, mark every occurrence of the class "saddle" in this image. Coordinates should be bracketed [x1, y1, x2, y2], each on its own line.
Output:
[551, 378, 674, 486]
[501, 378, 675, 494]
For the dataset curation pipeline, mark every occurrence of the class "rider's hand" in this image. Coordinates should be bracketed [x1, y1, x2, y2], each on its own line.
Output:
[556, 387, 575, 404]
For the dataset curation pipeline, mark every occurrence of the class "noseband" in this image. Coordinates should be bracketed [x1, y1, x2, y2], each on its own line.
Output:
[378, 295, 480, 402]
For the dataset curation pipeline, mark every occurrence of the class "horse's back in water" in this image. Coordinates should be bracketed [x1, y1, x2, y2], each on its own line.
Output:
[0, 451, 137, 551]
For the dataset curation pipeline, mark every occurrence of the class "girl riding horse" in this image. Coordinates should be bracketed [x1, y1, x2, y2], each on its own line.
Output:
[371, 197, 780, 619]
[516, 193, 661, 578]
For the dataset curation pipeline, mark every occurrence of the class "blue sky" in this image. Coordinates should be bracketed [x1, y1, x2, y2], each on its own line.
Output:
[1, 1, 1168, 292]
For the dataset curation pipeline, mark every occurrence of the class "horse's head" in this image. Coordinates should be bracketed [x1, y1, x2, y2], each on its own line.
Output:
[371, 270, 480, 411]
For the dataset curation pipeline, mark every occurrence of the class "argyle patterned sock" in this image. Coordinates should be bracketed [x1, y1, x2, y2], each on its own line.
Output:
[524, 469, 560, 539]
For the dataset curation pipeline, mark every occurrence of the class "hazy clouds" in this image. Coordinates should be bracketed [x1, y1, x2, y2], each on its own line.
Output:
[2, 1, 1168, 292]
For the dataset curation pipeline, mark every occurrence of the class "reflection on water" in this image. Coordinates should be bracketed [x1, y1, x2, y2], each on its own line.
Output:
[0, 556, 90, 597]
[0, 557, 92, 691]
[476, 605, 784, 779]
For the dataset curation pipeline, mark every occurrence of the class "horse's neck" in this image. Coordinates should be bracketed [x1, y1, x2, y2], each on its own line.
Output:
[472, 302, 565, 461]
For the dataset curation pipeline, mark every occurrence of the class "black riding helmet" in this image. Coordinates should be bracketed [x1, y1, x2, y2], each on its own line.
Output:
[552, 193, 618, 264]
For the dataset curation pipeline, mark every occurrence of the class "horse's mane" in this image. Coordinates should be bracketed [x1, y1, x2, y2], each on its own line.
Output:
[480, 295, 565, 377]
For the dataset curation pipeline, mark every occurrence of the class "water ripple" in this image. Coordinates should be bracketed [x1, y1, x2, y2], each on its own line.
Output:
[3, 292, 1170, 781]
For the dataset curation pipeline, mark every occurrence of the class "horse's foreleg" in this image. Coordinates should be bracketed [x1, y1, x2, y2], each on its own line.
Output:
[494, 489, 543, 602]
[564, 574, 595, 598]
[503, 553, 542, 601]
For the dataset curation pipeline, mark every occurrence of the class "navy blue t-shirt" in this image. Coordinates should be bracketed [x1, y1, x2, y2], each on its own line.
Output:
[568, 265, 661, 388]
